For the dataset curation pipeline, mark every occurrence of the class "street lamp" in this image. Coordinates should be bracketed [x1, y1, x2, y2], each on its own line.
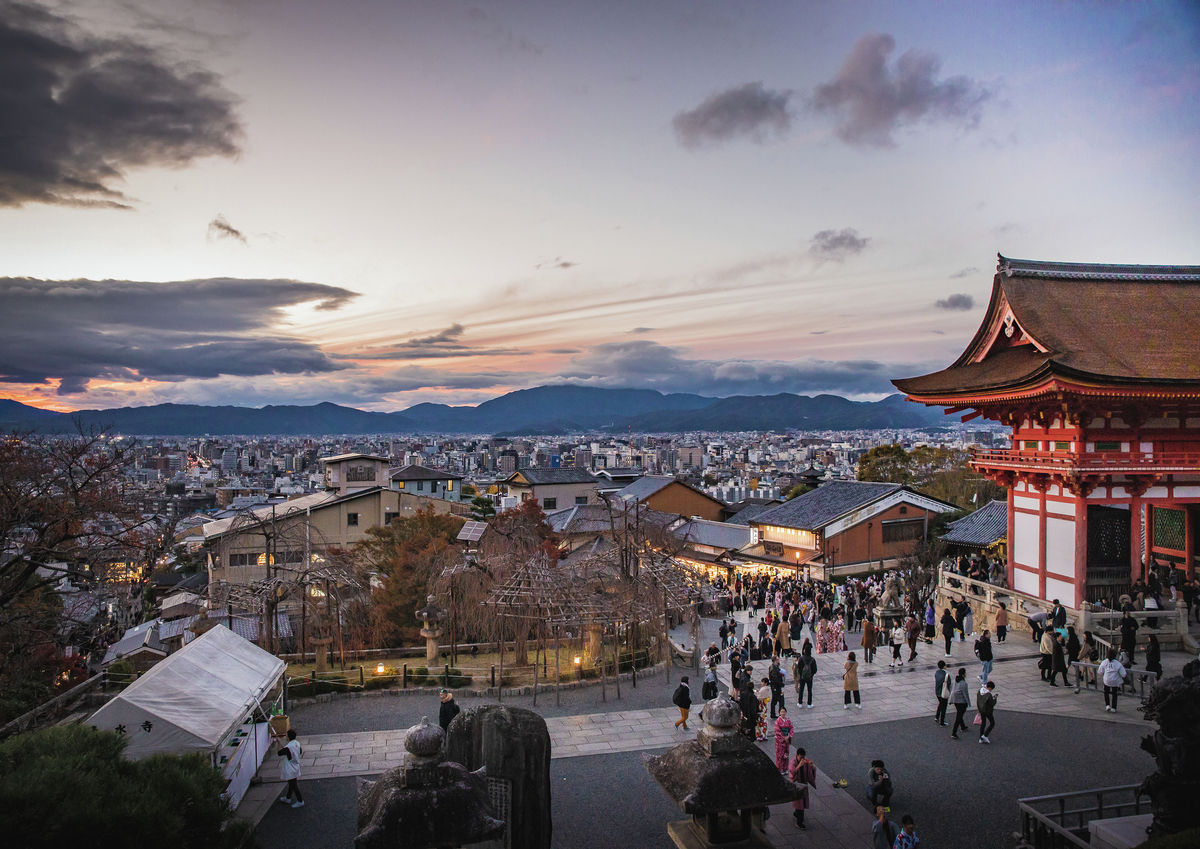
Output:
[573, 656, 582, 681]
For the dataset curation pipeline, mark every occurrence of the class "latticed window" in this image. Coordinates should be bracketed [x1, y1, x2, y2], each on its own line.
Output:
[1088, 506, 1130, 567]
[1153, 507, 1186, 551]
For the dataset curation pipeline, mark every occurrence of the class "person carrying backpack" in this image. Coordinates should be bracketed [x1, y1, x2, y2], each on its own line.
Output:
[672, 676, 692, 730]
[793, 642, 817, 709]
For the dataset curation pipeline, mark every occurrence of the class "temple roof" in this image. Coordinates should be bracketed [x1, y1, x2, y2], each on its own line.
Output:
[942, 500, 1007, 548]
[894, 255, 1200, 400]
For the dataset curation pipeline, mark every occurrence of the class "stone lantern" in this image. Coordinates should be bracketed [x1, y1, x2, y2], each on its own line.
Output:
[647, 692, 801, 847]
[355, 717, 504, 849]
[415, 595, 445, 665]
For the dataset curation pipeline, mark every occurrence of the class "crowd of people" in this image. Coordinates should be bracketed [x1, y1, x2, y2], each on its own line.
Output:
[694, 568, 928, 845]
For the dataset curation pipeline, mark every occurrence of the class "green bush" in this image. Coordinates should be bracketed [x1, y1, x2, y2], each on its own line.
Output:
[407, 666, 472, 688]
[0, 725, 253, 849]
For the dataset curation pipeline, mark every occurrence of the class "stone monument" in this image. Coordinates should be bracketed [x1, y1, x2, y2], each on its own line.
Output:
[445, 704, 552, 849]
[310, 636, 333, 673]
[355, 717, 504, 849]
[1138, 674, 1200, 838]
[646, 693, 802, 848]
[874, 574, 905, 631]
[415, 595, 445, 666]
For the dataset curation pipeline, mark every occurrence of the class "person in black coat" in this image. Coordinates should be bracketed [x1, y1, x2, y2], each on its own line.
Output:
[438, 689, 461, 731]
[1050, 599, 1067, 630]
[940, 608, 956, 657]
[672, 676, 693, 730]
[1049, 635, 1068, 686]
[1120, 613, 1139, 664]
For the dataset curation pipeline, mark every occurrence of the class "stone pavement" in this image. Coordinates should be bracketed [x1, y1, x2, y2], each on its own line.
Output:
[248, 725, 875, 849]
[244, 607, 1192, 845]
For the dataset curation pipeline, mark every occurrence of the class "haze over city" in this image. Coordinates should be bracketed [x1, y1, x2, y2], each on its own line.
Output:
[2, 0, 1197, 412]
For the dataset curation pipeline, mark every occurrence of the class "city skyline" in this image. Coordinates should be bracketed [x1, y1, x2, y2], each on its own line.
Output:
[2, 0, 1197, 412]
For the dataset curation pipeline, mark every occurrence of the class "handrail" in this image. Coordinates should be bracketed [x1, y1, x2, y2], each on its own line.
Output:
[0, 672, 110, 740]
[1018, 784, 1140, 804]
[938, 568, 1055, 617]
[1069, 660, 1158, 701]
[1017, 784, 1144, 849]
[971, 447, 1200, 472]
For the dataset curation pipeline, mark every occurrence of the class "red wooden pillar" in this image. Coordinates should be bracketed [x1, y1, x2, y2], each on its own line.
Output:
[1038, 481, 1048, 599]
[1074, 496, 1088, 609]
[1006, 486, 1016, 589]
[1130, 495, 1143, 583]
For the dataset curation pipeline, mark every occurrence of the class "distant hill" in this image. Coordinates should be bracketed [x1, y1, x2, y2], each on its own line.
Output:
[612, 392, 955, 432]
[0, 386, 957, 436]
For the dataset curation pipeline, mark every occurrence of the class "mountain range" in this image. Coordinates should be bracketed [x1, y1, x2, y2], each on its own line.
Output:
[0, 386, 958, 436]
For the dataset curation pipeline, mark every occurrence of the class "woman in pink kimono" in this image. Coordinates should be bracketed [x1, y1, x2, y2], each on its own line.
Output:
[774, 707, 793, 771]
[815, 616, 831, 654]
[831, 614, 846, 652]
[788, 747, 818, 829]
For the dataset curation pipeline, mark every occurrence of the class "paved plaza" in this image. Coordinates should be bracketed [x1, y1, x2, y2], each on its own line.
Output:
[247, 609, 1190, 848]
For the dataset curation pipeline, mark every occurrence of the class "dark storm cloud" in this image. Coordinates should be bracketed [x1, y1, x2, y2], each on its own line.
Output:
[673, 82, 793, 148]
[0, 277, 357, 393]
[811, 33, 990, 147]
[0, 1, 241, 208]
[935, 293, 975, 311]
[207, 214, 246, 243]
[949, 266, 979, 279]
[809, 228, 870, 262]
[563, 340, 903, 397]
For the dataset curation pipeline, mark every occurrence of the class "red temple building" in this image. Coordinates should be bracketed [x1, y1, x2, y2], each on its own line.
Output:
[895, 255, 1200, 608]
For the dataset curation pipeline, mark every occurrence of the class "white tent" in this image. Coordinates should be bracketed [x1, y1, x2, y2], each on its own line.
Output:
[89, 624, 285, 761]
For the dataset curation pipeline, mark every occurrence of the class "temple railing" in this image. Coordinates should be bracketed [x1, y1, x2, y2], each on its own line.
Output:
[936, 569, 1054, 637]
[937, 569, 1190, 649]
[971, 448, 1200, 474]
[1017, 785, 1144, 849]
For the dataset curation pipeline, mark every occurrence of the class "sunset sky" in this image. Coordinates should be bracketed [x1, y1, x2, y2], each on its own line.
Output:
[2, 0, 1198, 412]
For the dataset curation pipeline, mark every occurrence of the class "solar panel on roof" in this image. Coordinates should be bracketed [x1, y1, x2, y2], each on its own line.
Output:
[457, 520, 487, 542]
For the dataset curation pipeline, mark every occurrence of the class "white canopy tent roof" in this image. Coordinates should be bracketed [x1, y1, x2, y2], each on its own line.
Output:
[89, 625, 285, 760]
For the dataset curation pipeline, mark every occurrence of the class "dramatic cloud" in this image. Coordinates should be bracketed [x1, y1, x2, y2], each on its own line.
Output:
[949, 266, 979, 279]
[0, 1, 241, 208]
[935, 293, 975, 311]
[0, 277, 357, 393]
[363, 366, 534, 394]
[342, 323, 526, 361]
[811, 33, 990, 147]
[207, 214, 246, 243]
[409, 323, 465, 345]
[673, 82, 793, 148]
[563, 340, 906, 397]
[809, 228, 870, 262]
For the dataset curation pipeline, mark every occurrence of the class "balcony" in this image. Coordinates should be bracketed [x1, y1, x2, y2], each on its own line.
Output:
[971, 448, 1200, 475]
